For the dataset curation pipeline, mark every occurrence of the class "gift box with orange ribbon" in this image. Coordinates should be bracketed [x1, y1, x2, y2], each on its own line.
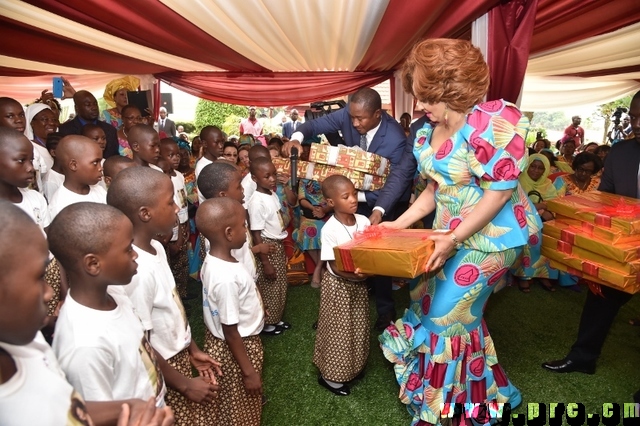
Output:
[547, 259, 640, 294]
[308, 143, 391, 177]
[333, 228, 438, 279]
[271, 157, 386, 191]
[545, 191, 640, 235]
[543, 220, 640, 264]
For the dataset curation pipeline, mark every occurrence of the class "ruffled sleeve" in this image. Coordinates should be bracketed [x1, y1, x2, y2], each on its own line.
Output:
[460, 100, 529, 191]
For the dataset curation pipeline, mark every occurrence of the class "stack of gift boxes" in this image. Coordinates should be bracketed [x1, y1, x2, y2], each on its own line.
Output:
[541, 191, 640, 294]
[271, 143, 389, 191]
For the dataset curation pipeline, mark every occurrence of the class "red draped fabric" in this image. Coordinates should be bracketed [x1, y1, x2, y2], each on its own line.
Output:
[156, 71, 394, 107]
[531, 0, 640, 54]
[21, 0, 266, 72]
[358, 0, 500, 70]
[487, 0, 539, 103]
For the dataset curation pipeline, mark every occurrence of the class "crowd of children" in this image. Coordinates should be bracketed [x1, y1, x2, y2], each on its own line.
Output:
[0, 95, 379, 425]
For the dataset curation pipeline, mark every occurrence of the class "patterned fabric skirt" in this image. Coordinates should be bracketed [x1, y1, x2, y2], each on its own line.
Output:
[255, 237, 288, 324]
[169, 223, 190, 298]
[510, 232, 558, 281]
[44, 257, 62, 316]
[313, 271, 369, 382]
[293, 217, 326, 251]
[203, 330, 263, 426]
[379, 247, 523, 426]
[165, 348, 208, 426]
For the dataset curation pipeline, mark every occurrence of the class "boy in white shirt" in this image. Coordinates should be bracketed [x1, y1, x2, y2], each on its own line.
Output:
[160, 137, 190, 299]
[314, 175, 371, 397]
[240, 145, 270, 206]
[194, 126, 225, 204]
[103, 155, 137, 188]
[81, 124, 108, 190]
[47, 135, 107, 219]
[130, 124, 161, 169]
[197, 197, 265, 426]
[42, 132, 64, 202]
[247, 157, 291, 333]
[49, 202, 167, 407]
[0, 201, 173, 426]
[108, 166, 221, 426]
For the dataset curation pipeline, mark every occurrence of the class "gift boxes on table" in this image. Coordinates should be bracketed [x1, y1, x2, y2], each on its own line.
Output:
[271, 157, 386, 191]
[308, 143, 391, 177]
[333, 228, 438, 279]
[545, 191, 640, 235]
[547, 259, 640, 294]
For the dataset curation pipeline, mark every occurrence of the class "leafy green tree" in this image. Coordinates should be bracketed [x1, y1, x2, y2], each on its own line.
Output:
[175, 121, 196, 134]
[530, 111, 568, 131]
[593, 94, 632, 143]
[222, 114, 243, 137]
[194, 100, 247, 133]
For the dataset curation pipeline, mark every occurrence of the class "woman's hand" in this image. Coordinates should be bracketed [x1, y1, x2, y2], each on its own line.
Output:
[424, 233, 455, 272]
[378, 220, 403, 230]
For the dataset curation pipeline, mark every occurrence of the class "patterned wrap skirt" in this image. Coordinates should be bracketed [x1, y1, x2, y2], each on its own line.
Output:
[44, 257, 62, 316]
[313, 270, 370, 382]
[255, 237, 288, 324]
[169, 223, 190, 298]
[165, 348, 208, 426]
[203, 330, 263, 426]
[379, 247, 523, 426]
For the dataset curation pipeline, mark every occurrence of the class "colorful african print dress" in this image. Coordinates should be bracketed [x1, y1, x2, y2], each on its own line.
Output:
[379, 100, 542, 426]
[293, 179, 327, 251]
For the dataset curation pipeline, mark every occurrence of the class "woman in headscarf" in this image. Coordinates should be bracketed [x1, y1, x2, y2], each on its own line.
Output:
[512, 153, 565, 292]
[25, 103, 57, 192]
[102, 76, 140, 128]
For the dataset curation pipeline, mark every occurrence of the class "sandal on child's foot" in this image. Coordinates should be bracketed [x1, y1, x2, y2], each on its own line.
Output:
[518, 280, 531, 293]
[276, 321, 291, 330]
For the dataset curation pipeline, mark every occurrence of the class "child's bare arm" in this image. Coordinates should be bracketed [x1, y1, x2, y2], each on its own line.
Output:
[221, 324, 262, 396]
[187, 340, 222, 384]
[86, 399, 172, 426]
[153, 348, 218, 404]
[328, 260, 368, 281]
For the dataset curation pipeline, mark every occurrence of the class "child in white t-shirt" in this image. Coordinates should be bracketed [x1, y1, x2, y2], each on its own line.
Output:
[314, 175, 371, 396]
[247, 157, 291, 334]
[0, 201, 172, 426]
[81, 123, 108, 190]
[49, 202, 167, 406]
[47, 135, 107, 219]
[102, 155, 136, 188]
[160, 137, 190, 299]
[197, 197, 265, 425]
[194, 126, 225, 204]
[240, 145, 271, 207]
[42, 132, 64, 202]
[108, 166, 221, 426]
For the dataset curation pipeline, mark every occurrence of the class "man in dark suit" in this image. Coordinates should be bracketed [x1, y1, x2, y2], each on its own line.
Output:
[157, 107, 176, 137]
[287, 87, 409, 329]
[543, 90, 640, 404]
[58, 90, 118, 158]
[282, 109, 301, 139]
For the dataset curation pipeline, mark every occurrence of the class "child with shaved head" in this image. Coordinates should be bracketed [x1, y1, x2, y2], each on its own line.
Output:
[248, 156, 291, 334]
[314, 175, 371, 396]
[47, 135, 107, 219]
[0, 201, 174, 425]
[241, 144, 270, 206]
[108, 166, 220, 425]
[194, 126, 225, 204]
[50, 202, 168, 408]
[197, 197, 265, 425]
[129, 124, 161, 169]
[102, 155, 137, 188]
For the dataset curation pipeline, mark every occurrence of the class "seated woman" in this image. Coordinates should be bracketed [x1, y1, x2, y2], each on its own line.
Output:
[539, 148, 569, 193]
[102, 76, 140, 128]
[564, 152, 602, 195]
[116, 105, 143, 158]
[513, 154, 565, 292]
[555, 138, 576, 172]
[581, 142, 599, 154]
[222, 142, 239, 164]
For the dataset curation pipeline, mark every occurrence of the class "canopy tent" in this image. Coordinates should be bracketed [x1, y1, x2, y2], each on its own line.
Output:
[1, 0, 639, 114]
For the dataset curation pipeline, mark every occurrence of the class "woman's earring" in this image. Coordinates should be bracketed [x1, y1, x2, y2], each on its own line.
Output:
[444, 105, 449, 127]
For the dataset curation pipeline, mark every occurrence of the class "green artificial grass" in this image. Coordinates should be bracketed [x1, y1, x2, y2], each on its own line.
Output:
[183, 279, 640, 426]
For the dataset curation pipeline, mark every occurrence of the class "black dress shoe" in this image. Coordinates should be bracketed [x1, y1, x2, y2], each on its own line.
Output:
[311, 321, 318, 330]
[318, 376, 350, 396]
[541, 358, 595, 374]
[261, 326, 283, 336]
[374, 311, 396, 331]
[276, 321, 291, 330]
[352, 370, 365, 381]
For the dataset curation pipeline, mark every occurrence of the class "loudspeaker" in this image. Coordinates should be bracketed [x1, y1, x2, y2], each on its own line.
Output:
[160, 93, 173, 114]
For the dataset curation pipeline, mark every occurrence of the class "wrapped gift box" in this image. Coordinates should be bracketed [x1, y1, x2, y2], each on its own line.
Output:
[309, 143, 391, 177]
[548, 260, 640, 295]
[271, 158, 386, 191]
[333, 228, 438, 279]
[542, 235, 640, 275]
[553, 214, 640, 244]
[545, 191, 640, 235]
[542, 247, 640, 293]
[543, 220, 640, 263]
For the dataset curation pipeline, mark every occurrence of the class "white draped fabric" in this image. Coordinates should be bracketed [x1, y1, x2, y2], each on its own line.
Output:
[392, 70, 413, 120]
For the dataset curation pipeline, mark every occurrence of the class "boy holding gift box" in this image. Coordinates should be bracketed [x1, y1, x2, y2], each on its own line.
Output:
[314, 175, 371, 396]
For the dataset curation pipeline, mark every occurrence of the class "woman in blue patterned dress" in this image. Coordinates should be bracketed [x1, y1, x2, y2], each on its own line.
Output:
[379, 39, 542, 426]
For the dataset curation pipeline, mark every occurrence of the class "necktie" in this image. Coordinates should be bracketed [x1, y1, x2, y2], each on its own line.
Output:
[360, 133, 367, 151]
[292, 121, 296, 131]
[161, 119, 164, 127]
